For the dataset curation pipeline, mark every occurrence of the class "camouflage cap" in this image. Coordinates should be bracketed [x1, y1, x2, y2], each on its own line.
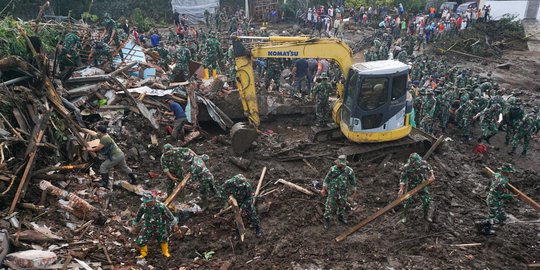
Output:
[141, 191, 157, 202]
[320, 72, 329, 79]
[163, 144, 174, 151]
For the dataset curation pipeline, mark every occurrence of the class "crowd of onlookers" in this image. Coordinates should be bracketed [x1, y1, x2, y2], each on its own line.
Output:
[294, 2, 492, 42]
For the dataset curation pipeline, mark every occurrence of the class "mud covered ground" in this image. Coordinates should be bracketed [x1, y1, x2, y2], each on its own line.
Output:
[5, 21, 540, 270]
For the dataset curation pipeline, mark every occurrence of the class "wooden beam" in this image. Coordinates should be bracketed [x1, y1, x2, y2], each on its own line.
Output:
[8, 111, 50, 215]
[335, 176, 436, 242]
[484, 167, 540, 213]
[423, 135, 445, 160]
[164, 173, 191, 206]
[275, 178, 315, 196]
[255, 167, 267, 197]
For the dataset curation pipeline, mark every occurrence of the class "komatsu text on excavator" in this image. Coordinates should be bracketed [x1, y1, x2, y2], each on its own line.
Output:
[230, 36, 434, 157]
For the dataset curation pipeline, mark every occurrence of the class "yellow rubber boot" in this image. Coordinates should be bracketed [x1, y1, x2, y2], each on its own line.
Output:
[212, 69, 217, 79]
[137, 245, 148, 259]
[161, 242, 170, 257]
[203, 68, 209, 80]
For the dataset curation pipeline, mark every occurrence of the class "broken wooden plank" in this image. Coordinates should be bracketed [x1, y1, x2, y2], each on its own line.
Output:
[229, 196, 246, 242]
[0, 76, 31, 87]
[255, 167, 267, 197]
[335, 176, 436, 242]
[214, 205, 233, 218]
[150, 134, 158, 145]
[484, 167, 540, 213]
[302, 158, 319, 172]
[423, 136, 445, 160]
[9, 111, 50, 215]
[31, 163, 89, 176]
[275, 178, 314, 196]
[164, 173, 191, 206]
[450, 243, 482, 247]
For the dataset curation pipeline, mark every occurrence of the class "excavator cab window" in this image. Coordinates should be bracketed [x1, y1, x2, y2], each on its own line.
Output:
[391, 74, 408, 101]
[358, 77, 388, 111]
[344, 72, 359, 109]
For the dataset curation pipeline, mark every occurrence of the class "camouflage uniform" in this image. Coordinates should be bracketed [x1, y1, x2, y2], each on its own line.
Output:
[486, 169, 513, 224]
[397, 50, 408, 63]
[203, 34, 221, 71]
[399, 153, 432, 223]
[312, 74, 332, 126]
[434, 90, 450, 131]
[133, 198, 177, 246]
[265, 59, 281, 89]
[477, 103, 502, 143]
[161, 147, 191, 196]
[103, 14, 123, 60]
[170, 45, 191, 82]
[322, 158, 356, 221]
[221, 174, 261, 232]
[227, 45, 236, 85]
[510, 113, 537, 155]
[168, 29, 178, 44]
[187, 154, 220, 206]
[502, 99, 524, 145]
[420, 92, 436, 134]
[154, 45, 170, 70]
[59, 32, 81, 69]
[364, 48, 377, 62]
[378, 44, 389, 60]
[456, 99, 476, 138]
[204, 10, 210, 28]
[92, 41, 113, 68]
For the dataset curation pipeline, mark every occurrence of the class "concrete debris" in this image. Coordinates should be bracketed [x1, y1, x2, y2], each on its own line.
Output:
[4, 250, 57, 269]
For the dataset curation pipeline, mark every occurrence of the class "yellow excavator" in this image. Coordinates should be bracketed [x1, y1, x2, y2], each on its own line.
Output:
[230, 36, 434, 157]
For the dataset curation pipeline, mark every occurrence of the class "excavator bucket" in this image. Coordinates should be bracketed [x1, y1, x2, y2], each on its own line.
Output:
[230, 122, 258, 155]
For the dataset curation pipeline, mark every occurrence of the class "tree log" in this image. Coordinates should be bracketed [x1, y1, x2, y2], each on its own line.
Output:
[229, 196, 246, 242]
[164, 173, 191, 206]
[39, 181, 106, 223]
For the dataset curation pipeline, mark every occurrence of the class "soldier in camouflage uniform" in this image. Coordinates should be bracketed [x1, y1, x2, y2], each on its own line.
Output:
[221, 174, 262, 237]
[59, 32, 81, 70]
[364, 46, 377, 62]
[509, 109, 538, 156]
[501, 97, 524, 145]
[312, 73, 332, 127]
[227, 44, 236, 87]
[474, 103, 502, 144]
[476, 164, 515, 235]
[410, 63, 422, 82]
[170, 41, 191, 82]
[153, 42, 170, 71]
[160, 144, 195, 196]
[455, 95, 476, 140]
[183, 154, 220, 209]
[397, 50, 408, 63]
[320, 155, 357, 229]
[420, 91, 436, 134]
[265, 59, 281, 90]
[91, 40, 113, 69]
[434, 88, 450, 132]
[168, 27, 177, 44]
[103, 13, 123, 60]
[398, 153, 434, 223]
[203, 32, 222, 79]
[132, 192, 178, 258]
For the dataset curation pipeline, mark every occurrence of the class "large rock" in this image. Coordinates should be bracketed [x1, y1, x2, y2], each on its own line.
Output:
[4, 250, 57, 269]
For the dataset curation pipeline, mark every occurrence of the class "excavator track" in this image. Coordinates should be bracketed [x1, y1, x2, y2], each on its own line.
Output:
[312, 126, 437, 162]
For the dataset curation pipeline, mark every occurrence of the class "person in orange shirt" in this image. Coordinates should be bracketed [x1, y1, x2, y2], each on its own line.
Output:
[429, 7, 436, 18]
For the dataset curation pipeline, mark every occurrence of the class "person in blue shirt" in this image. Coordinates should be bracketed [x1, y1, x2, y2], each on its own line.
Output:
[151, 32, 161, 47]
[166, 100, 188, 138]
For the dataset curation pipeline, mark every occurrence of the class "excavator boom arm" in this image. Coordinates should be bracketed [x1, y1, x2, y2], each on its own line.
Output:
[233, 37, 353, 128]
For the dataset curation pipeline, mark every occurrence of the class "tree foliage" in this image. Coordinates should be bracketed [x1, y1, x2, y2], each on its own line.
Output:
[344, 0, 427, 13]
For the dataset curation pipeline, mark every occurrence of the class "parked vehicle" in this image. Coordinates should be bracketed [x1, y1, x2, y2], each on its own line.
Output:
[456, 1, 478, 15]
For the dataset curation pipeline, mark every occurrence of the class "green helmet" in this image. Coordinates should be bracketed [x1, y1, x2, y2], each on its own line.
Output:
[320, 72, 328, 80]
[163, 143, 173, 151]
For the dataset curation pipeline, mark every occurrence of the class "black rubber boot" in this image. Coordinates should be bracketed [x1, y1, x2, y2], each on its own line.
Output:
[338, 214, 348, 225]
[128, 173, 137, 184]
[323, 218, 330, 230]
[101, 173, 110, 189]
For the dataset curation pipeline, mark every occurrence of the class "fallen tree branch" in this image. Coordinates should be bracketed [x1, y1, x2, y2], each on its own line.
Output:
[275, 178, 315, 196]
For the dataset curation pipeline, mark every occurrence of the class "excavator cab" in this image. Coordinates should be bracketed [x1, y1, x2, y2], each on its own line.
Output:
[336, 60, 412, 143]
